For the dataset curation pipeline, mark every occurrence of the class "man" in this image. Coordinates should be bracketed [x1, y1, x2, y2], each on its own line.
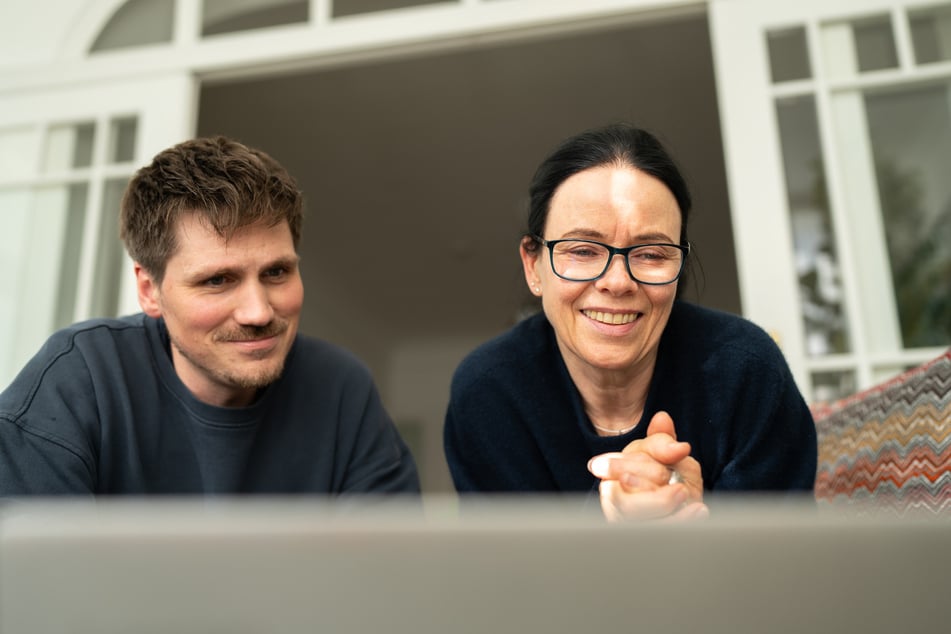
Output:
[0, 136, 420, 495]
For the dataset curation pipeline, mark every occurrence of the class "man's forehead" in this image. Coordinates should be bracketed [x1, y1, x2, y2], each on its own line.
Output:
[174, 214, 291, 244]
[169, 216, 296, 268]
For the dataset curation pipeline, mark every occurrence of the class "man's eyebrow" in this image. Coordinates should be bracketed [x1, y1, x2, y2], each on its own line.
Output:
[185, 265, 234, 281]
[185, 254, 299, 280]
[265, 255, 300, 269]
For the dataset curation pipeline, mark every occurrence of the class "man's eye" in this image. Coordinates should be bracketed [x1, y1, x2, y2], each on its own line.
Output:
[264, 267, 287, 279]
[204, 275, 226, 287]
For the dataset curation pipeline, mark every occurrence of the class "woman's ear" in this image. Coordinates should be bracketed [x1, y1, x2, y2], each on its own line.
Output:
[135, 263, 163, 318]
[519, 236, 543, 296]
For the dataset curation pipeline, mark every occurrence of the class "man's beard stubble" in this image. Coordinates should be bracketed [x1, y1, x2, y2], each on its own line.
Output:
[172, 318, 291, 391]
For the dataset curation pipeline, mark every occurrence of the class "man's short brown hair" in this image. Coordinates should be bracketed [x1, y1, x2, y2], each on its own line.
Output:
[120, 136, 303, 283]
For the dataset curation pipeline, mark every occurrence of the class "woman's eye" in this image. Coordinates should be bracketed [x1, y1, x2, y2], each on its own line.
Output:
[632, 248, 673, 262]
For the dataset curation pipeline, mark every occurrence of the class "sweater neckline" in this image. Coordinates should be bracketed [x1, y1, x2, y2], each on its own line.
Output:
[145, 315, 287, 426]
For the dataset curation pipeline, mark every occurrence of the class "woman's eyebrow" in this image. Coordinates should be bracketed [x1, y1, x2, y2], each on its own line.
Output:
[631, 232, 677, 243]
[558, 228, 608, 240]
[557, 229, 676, 243]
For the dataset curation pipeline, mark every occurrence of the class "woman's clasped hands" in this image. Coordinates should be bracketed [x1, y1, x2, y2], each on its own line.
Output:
[587, 411, 709, 522]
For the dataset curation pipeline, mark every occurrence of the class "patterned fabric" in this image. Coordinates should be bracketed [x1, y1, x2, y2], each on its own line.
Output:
[813, 349, 951, 516]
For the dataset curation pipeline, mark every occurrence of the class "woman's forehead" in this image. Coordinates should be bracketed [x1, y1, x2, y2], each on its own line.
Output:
[545, 165, 681, 238]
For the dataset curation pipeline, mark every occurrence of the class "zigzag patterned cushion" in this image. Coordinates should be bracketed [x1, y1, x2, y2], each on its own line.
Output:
[813, 349, 951, 516]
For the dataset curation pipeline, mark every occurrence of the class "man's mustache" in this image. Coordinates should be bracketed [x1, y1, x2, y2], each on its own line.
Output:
[214, 320, 288, 342]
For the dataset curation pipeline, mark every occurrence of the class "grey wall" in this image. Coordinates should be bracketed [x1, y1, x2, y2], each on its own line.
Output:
[197, 11, 738, 491]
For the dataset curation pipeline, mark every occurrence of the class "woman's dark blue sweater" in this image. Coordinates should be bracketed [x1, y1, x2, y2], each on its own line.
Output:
[444, 301, 817, 495]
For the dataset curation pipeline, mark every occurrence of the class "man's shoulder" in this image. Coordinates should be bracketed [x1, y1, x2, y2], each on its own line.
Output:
[0, 314, 151, 423]
[288, 334, 373, 379]
[63, 313, 146, 337]
[22, 314, 148, 366]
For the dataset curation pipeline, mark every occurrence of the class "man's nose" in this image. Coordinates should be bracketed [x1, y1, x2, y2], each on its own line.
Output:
[233, 282, 274, 326]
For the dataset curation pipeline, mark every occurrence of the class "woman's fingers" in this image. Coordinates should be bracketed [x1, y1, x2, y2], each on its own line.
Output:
[587, 412, 707, 522]
[598, 479, 689, 522]
[588, 452, 672, 486]
[589, 443, 706, 522]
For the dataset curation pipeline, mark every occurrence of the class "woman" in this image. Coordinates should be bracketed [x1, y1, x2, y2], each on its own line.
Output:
[443, 123, 817, 520]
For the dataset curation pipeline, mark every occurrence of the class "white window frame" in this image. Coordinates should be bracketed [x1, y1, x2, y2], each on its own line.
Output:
[711, 0, 951, 401]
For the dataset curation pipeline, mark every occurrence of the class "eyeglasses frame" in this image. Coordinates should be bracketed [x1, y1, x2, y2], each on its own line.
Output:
[531, 234, 690, 285]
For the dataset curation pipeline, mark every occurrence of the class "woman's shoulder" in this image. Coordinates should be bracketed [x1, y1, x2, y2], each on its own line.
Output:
[665, 301, 786, 368]
[452, 312, 552, 387]
[670, 301, 774, 341]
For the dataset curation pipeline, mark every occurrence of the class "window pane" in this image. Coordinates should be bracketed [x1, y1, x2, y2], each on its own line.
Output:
[90, 0, 174, 53]
[865, 83, 951, 348]
[0, 184, 84, 386]
[854, 15, 898, 72]
[812, 369, 857, 403]
[203, 0, 308, 36]
[0, 188, 32, 386]
[44, 122, 95, 172]
[767, 26, 812, 83]
[910, 4, 951, 65]
[332, 0, 451, 18]
[109, 117, 138, 164]
[821, 14, 898, 78]
[52, 183, 89, 329]
[0, 127, 39, 181]
[90, 179, 129, 318]
[776, 95, 851, 356]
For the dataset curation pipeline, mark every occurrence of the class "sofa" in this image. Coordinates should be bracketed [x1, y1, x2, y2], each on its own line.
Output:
[812, 348, 951, 516]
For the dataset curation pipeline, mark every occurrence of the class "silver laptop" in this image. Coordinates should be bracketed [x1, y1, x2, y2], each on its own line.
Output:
[1, 495, 946, 634]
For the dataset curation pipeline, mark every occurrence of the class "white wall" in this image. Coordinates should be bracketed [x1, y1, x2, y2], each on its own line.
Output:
[0, 1, 94, 69]
[383, 333, 496, 492]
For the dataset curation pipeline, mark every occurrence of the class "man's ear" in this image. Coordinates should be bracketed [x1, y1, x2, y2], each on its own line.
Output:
[135, 263, 162, 318]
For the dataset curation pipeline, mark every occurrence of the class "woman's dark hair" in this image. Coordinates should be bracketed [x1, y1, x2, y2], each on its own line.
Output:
[525, 123, 692, 249]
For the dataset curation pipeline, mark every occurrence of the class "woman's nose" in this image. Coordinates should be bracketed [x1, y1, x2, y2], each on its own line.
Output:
[595, 253, 637, 291]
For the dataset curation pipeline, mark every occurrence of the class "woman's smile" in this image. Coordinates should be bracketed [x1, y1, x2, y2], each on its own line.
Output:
[582, 309, 640, 326]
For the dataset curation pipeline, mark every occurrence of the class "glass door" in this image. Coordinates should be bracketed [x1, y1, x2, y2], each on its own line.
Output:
[0, 75, 193, 386]
[711, 0, 951, 402]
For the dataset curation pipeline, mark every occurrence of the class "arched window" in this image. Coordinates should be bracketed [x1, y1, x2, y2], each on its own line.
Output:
[202, 0, 309, 37]
[89, 0, 471, 48]
[332, 0, 448, 19]
[90, 0, 175, 53]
